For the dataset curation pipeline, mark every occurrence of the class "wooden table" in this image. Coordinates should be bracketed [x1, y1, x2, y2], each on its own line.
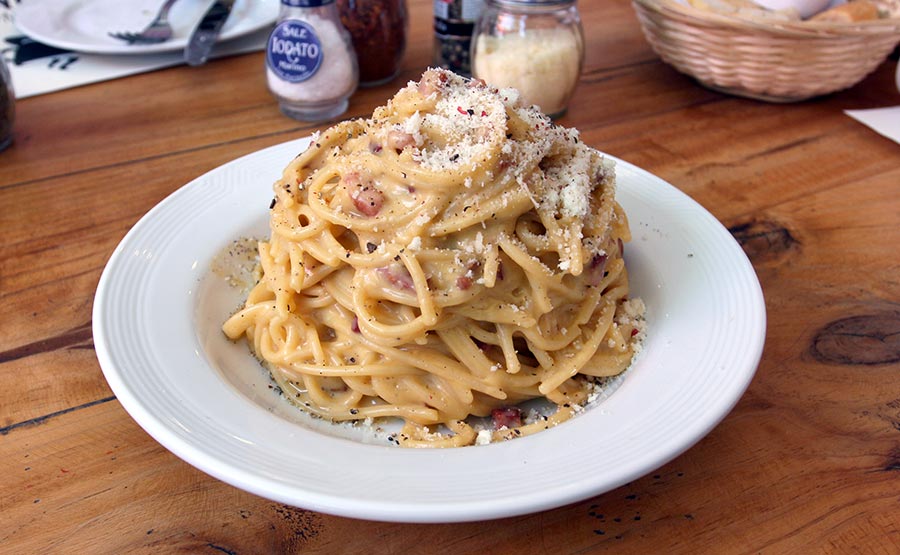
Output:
[3, 1, 899, 552]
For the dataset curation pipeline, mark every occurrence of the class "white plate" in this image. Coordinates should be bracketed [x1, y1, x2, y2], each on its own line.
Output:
[15, 0, 277, 55]
[93, 137, 766, 523]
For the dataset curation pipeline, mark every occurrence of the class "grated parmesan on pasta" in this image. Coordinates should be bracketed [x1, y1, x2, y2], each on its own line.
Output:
[223, 69, 645, 448]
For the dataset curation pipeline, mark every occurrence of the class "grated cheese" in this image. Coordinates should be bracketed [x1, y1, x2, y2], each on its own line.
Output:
[475, 429, 493, 445]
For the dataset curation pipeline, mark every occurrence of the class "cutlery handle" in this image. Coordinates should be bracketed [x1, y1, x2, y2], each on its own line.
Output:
[185, 0, 235, 66]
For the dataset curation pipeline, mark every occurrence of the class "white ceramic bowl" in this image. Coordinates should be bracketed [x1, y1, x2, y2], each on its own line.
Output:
[93, 138, 766, 523]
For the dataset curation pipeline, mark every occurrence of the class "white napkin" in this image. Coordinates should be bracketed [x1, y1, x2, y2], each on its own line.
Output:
[843, 61, 900, 146]
[1, 5, 270, 99]
[845, 105, 900, 145]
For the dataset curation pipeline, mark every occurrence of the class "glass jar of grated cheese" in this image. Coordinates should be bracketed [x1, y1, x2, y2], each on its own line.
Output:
[471, 0, 584, 118]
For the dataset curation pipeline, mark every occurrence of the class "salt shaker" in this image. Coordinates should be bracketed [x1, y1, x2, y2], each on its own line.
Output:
[337, 0, 408, 87]
[0, 56, 14, 152]
[266, 0, 359, 121]
[472, 0, 584, 118]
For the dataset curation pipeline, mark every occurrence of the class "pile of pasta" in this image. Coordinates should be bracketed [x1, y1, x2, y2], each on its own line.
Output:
[224, 69, 645, 447]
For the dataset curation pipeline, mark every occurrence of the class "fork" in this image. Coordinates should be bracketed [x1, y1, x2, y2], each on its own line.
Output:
[108, 0, 179, 45]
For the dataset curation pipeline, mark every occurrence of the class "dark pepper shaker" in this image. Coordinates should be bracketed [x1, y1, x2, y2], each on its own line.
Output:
[433, 0, 484, 77]
[337, 0, 408, 87]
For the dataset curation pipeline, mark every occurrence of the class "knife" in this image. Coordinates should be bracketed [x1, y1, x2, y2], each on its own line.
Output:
[185, 0, 236, 66]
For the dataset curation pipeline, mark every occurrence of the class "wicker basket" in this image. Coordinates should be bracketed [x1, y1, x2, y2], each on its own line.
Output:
[632, 0, 900, 101]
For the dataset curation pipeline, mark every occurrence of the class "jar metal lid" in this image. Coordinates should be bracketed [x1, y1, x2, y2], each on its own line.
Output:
[281, 0, 335, 7]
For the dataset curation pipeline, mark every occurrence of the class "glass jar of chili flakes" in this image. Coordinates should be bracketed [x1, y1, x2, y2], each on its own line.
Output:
[337, 0, 408, 87]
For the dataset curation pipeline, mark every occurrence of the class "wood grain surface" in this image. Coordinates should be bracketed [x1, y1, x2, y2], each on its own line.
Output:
[2, 1, 899, 553]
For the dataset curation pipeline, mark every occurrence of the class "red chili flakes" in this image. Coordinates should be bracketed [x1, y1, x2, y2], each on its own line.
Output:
[457, 106, 468, 115]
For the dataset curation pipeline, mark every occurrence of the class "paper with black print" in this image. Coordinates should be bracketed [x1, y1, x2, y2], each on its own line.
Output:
[1, 1, 269, 99]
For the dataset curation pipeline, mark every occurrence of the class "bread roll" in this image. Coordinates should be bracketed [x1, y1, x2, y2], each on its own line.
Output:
[811, 0, 880, 21]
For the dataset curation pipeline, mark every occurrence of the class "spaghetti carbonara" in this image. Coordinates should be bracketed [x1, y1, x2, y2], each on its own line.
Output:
[223, 69, 645, 447]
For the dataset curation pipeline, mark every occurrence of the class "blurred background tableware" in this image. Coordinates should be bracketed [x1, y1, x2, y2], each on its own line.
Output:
[108, 0, 179, 45]
[337, 0, 408, 86]
[433, 0, 485, 76]
[14, 0, 277, 55]
[896, 57, 900, 92]
[471, 0, 584, 118]
[748, 0, 830, 19]
[0, 56, 13, 152]
[632, 0, 900, 101]
[185, 0, 237, 65]
[265, 0, 358, 121]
